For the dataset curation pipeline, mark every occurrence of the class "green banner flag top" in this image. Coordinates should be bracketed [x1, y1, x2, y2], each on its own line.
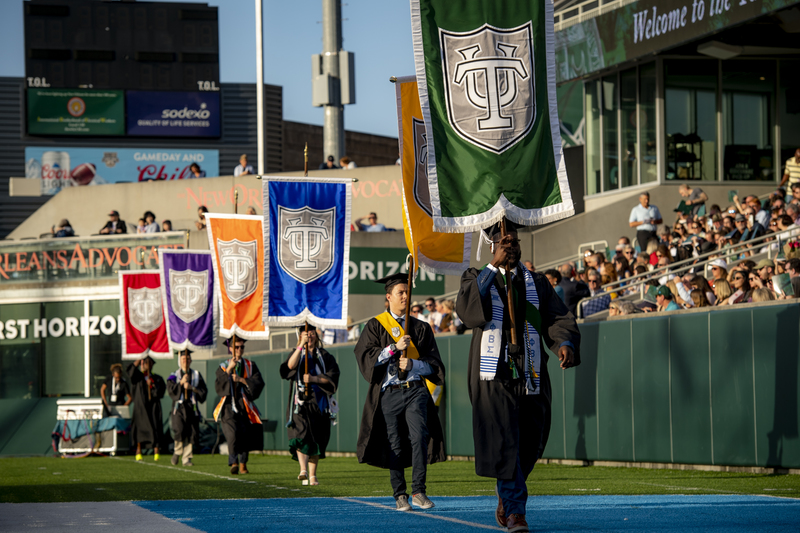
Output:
[410, 0, 574, 233]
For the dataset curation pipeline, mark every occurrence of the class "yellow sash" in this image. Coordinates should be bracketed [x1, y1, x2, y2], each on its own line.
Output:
[374, 312, 420, 359]
[374, 312, 442, 406]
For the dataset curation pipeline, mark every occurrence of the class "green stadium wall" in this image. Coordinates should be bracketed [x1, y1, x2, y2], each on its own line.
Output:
[3, 302, 798, 469]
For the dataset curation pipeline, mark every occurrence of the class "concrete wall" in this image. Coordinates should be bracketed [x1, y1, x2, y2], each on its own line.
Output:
[8, 166, 408, 241]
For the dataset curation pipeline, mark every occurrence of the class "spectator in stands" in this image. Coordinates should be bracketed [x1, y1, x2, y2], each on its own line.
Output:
[524, 260, 535, 272]
[749, 270, 765, 290]
[713, 279, 733, 305]
[786, 204, 800, 226]
[616, 236, 631, 253]
[409, 303, 423, 319]
[136, 218, 146, 234]
[246, 207, 257, 216]
[678, 183, 708, 218]
[51, 219, 74, 238]
[339, 156, 356, 169]
[629, 192, 663, 251]
[558, 263, 589, 316]
[162, 220, 173, 232]
[613, 254, 632, 284]
[691, 290, 711, 308]
[99, 210, 127, 234]
[787, 258, 800, 279]
[544, 269, 565, 302]
[354, 212, 387, 232]
[234, 154, 254, 177]
[740, 208, 767, 242]
[709, 258, 728, 282]
[609, 300, 638, 316]
[666, 279, 688, 307]
[319, 155, 339, 170]
[725, 270, 751, 305]
[143, 211, 160, 233]
[195, 206, 209, 231]
[621, 245, 635, 264]
[747, 196, 770, 228]
[582, 271, 611, 316]
[189, 163, 206, 178]
[654, 285, 681, 312]
[691, 275, 716, 305]
[779, 147, 800, 188]
[789, 182, 800, 203]
[601, 263, 618, 292]
[437, 300, 459, 334]
[752, 288, 776, 302]
[755, 259, 776, 291]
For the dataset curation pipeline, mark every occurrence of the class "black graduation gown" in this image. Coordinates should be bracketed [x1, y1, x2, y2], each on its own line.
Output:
[354, 315, 446, 469]
[455, 267, 581, 480]
[167, 369, 208, 444]
[214, 359, 265, 454]
[127, 363, 166, 448]
[279, 347, 340, 459]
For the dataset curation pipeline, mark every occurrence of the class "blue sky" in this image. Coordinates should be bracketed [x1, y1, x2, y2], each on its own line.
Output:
[0, 0, 416, 138]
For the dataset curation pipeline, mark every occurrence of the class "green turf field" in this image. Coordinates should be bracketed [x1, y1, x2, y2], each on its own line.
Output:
[1, 456, 798, 503]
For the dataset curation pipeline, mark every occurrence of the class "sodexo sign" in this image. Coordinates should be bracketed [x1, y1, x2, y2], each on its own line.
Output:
[0, 313, 121, 341]
[126, 90, 221, 137]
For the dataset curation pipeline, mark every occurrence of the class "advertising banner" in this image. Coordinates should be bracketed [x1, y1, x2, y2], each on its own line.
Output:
[348, 247, 444, 295]
[25, 147, 219, 195]
[555, 0, 800, 83]
[262, 177, 352, 328]
[27, 88, 124, 136]
[127, 91, 221, 137]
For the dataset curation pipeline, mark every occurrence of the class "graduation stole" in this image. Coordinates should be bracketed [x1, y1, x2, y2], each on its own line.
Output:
[213, 358, 262, 425]
[479, 265, 542, 395]
[170, 368, 200, 415]
[374, 312, 442, 406]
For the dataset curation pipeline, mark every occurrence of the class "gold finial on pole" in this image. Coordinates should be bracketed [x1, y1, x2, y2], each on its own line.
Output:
[304, 142, 309, 178]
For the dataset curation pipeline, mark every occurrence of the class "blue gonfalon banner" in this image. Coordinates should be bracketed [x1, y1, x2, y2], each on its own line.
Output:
[262, 177, 352, 327]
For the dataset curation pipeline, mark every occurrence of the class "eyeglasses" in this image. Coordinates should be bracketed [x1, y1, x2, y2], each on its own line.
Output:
[770, 222, 778, 227]
[734, 276, 744, 281]
[623, 250, 633, 255]
[587, 279, 600, 283]
[749, 276, 757, 281]
[425, 303, 435, 308]
[232, 345, 245, 351]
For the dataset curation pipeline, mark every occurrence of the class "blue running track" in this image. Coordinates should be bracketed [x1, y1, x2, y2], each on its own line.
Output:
[136, 494, 800, 532]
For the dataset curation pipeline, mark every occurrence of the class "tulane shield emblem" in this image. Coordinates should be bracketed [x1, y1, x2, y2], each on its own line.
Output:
[440, 22, 535, 154]
[217, 239, 258, 303]
[278, 205, 335, 284]
[128, 287, 163, 334]
[412, 117, 432, 216]
[169, 269, 208, 323]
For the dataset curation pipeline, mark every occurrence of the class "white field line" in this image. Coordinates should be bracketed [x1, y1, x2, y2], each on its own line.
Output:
[635, 482, 742, 494]
[336, 497, 504, 531]
[110, 456, 310, 493]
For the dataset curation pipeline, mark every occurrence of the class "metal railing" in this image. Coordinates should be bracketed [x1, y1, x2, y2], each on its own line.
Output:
[554, 0, 638, 31]
[576, 228, 789, 318]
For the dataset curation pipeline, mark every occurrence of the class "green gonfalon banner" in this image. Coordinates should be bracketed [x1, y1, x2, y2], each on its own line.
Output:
[410, 0, 574, 233]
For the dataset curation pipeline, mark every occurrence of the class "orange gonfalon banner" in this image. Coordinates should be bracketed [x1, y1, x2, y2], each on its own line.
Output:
[396, 75, 472, 275]
[205, 213, 269, 339]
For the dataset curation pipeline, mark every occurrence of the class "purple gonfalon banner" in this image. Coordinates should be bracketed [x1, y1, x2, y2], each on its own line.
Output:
[158, 249, 218, 351]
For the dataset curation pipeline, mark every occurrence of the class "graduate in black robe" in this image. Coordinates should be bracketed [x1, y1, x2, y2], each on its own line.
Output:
[167, 349, 208, 467]
[214, 338, 264, 474]
[100, 363, 131, 417]
[354, 273, 446, 511]
[127, 356, 166, 461]
[280, 324, 340, 486]
[456, 220, 580, 532]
